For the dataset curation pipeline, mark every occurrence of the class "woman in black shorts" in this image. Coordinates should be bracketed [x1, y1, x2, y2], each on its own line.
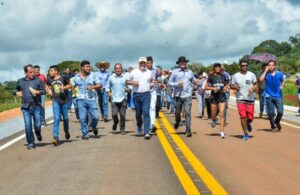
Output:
[205, 63, 228, 138]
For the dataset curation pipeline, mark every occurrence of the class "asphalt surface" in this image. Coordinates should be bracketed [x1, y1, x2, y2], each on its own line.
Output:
[1, 99, 300, 195]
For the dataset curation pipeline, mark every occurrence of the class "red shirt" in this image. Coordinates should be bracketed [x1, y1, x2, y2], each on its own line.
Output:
[36, 74, 47, 84]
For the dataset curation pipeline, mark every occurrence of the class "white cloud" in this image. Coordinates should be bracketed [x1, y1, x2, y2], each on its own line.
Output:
[0, 0, 300, 82]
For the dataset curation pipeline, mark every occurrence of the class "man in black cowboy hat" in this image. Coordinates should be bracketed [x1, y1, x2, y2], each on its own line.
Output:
[168, 56, 197, 137]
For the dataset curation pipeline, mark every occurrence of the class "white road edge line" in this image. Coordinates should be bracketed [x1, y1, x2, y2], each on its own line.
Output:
[0, 119, 54, 151]
[228, 105, 300, 129]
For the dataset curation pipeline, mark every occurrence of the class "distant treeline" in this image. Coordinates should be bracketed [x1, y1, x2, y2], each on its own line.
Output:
[188, 33, 300, 75]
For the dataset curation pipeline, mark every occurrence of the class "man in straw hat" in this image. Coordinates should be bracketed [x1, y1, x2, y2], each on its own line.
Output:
[168, 56, 197, 137]
[95, 61, 110, 122]
[126, 57, 155, 139]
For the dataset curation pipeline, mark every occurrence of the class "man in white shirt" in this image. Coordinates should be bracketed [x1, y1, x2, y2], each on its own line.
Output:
[126, 57, 155, 139]
[231, 60, 258, 140]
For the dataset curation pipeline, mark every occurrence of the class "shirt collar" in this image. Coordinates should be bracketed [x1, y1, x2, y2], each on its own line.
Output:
[114, 74, 123, 78]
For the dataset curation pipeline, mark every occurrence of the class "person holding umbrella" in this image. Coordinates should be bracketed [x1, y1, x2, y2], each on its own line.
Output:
[259, 60, 285, 131]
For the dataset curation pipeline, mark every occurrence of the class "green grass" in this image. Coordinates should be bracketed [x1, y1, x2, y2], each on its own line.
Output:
[283, 79, 298, 96]
[282, 79, 298, 107]
[0, 102, 21, 112]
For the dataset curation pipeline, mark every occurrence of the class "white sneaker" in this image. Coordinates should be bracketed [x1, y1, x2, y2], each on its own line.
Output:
[144, 134, 151, 139]
[220, 132, 225, 138]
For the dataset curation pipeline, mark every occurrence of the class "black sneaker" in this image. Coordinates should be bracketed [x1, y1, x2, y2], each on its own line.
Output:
[104, 117, 109, 122]
[65, 131, 70, 140]
[174, 123, 179, 130]
[112, 123, 117, 131]
[37, 135, 42, 142]
[150, 126, 157, 134]
[93, 128, 98, 136]
[275, 122, 282, 131]
[185, 131, 192, 137]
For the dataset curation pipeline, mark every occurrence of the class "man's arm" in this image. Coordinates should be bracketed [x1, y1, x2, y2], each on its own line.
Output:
[15, 79, 23, 97]
[168, 71, 180, 87]
[259, 66, 269, 82]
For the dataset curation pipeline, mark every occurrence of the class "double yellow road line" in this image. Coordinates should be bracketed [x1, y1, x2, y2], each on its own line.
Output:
[155, 112, 228, 195]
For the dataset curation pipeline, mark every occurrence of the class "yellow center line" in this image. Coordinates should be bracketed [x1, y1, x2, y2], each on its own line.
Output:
[155, 120, 201, 195]
[159, 113, 228, 195]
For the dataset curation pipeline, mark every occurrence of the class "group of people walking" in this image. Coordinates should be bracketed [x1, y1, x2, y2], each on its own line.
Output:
[15, 56, 287, 149]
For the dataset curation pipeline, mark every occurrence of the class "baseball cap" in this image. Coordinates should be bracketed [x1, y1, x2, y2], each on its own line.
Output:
[139, 57, 147, 63]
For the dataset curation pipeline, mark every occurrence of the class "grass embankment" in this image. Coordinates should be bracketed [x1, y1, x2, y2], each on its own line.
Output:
[282, 79, 298, 107]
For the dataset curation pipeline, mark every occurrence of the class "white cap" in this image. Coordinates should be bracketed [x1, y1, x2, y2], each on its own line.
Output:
[138, 57, 147, 63]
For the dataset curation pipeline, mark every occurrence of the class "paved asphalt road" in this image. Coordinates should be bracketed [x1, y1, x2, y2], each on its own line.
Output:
[1, 99, 300, 195]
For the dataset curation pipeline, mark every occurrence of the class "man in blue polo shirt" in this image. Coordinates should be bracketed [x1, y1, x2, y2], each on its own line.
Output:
[259, 60, 285, 131]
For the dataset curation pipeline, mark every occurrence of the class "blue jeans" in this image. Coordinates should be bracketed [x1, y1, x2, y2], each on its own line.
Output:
[174, 96, 192, 132]
[52, 101, 69, 138]
[21, 106, 42, 145]
[127, 92, 135, 109]
[77, 100, 99, 136]
[259, 89, 266, 114]
[97, 90, 108, 118]
[66, 90, 73, 110]
[266, 96, 283, 128]
[166, 95, 174, 113]
[72, 97, 79, 119]
[133, 92, 151, 135]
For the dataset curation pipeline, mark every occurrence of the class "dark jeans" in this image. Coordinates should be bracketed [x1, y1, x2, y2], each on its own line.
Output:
[156, 95, 161, 117]
[21, 106, 42, 145]
[259, 89, 266, 114]
[174, 96, 192, 132]
[111, 100, 127, 131]
[52, 101, 69, 138]
[41, 95, 46, 122]
[266, 96, 283, 128]
[205, 98, 212, 119]
[133, 92, 151, 135]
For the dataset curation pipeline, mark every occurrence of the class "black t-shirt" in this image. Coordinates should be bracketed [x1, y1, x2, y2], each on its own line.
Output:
[207, 73, 228, 99]
[47, 76, 70, 103]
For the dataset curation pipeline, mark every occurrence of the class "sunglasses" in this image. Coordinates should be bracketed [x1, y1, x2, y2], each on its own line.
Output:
[241, 64, 248, 67]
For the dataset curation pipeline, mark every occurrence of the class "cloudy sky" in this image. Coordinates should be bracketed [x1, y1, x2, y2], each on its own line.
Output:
[1, 0, 300, 82]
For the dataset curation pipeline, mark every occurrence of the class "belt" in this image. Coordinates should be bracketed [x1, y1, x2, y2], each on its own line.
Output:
[133, 91, 150, 94]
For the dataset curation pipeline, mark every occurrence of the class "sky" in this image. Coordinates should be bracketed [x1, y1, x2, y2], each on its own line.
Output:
[0, 0, 300, 82]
